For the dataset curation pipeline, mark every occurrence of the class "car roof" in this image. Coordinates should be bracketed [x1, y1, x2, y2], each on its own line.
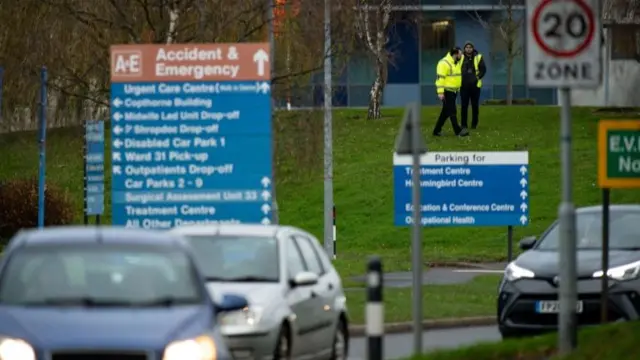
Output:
[576, 204, 640, 214]
[168, 224, 295, 237]
[9, 226, 186, 248]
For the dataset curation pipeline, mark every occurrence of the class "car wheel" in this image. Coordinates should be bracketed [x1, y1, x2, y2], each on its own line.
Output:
[273, 325, 291, 360]
[331, 319, 348, 360]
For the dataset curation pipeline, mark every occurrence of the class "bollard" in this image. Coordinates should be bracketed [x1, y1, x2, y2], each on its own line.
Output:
[366, 256, 383, 360]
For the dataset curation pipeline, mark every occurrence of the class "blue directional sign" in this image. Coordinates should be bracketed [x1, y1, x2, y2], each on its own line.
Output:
[84, 120, 105, 216]
[393, 151, 529, 227]
[110, 43, 273, 229]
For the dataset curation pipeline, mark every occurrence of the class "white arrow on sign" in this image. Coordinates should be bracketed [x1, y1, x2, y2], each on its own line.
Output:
[520, 203, 528, 212]
[256, 82, 270, 94]
[520, 178, 528, 187]
[520, 215, 528, 225]
[261, 190, 271, 201]
[113, 125, 123, 135]
[253, 49, 269, 76]
[113, 139, 123, 148]
[520, 190, 528, 200]
[261, 203, 271, 214]
[112, 152, 121, 162]
[261, 176, 271, 188]
[112, 98, 123, 107]
[113, 112, 123, 121]
[261, 217, 271, 225]
[520, 166, 527, 175]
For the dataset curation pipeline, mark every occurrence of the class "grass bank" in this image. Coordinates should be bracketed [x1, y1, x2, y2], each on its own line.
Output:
[346, 275, 500, 324]
[411, 320, 640, 360]
[1, 107, 639, 279]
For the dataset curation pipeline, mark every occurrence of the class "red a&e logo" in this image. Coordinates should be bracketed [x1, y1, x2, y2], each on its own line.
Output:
[112, 51, 143, 76]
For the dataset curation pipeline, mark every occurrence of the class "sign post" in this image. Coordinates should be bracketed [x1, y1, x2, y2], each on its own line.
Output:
[394, 102, 427, 356]
[597, 119, 640, 323]
[392, 148, 529, 354]
[109, 43, 273, 229]
[526, 0, 602, 354]
[84, 120, 105, 224]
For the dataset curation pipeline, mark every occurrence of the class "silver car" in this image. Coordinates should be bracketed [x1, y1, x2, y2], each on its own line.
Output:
[170, 224, 349, 360]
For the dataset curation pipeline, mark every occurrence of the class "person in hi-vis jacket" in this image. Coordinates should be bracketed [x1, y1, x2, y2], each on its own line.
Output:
[460, 41, 486, 130]
[433, 47, 469, 137]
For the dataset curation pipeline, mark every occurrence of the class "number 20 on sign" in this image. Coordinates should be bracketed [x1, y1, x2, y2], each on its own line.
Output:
[526, 0, 602, 88]
[598, 120, 640, 189]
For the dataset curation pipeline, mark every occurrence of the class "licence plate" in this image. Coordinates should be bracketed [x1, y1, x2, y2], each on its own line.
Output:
[535, 300, 583, 314]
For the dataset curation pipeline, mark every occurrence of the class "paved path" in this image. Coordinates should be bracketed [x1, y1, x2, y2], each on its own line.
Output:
[348, 325, 501, 359]
[349, 263, 507, 287]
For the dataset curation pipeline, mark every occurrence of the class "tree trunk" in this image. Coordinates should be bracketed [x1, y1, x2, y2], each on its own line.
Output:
[506, 55, 514, 105]
[368, 57, 386, 119]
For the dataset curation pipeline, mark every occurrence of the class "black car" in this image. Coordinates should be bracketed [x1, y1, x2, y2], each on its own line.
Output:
[497, 204, 640, 339]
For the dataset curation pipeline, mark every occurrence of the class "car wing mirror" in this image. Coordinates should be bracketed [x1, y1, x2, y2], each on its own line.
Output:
[289, 271, 319, 287]
[216, 293, 248, 312]
[519, 236, 537, 251]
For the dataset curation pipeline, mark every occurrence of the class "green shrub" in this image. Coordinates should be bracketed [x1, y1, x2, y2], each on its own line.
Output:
[0, 178, 74, 243]
[482, 98, 537, 105]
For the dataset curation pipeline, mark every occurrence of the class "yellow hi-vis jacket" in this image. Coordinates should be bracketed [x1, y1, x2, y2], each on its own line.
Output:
[474, 54, 483, 88]
[435, 53, 462, 95]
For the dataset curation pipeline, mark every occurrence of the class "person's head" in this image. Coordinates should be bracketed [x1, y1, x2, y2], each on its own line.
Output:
[449, 47, 462, 60]
[464, 41, 475, 55]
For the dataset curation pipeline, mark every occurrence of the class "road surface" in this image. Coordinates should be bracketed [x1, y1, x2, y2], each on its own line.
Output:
[349, 263, 507, 287]
[348, 326, 501, 359]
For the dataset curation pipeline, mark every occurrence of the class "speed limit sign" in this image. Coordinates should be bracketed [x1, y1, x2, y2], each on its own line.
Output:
[526, 0, 602, 88]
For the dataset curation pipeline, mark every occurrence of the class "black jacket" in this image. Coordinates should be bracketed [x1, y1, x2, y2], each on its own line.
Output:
[461, 50, 486, 87]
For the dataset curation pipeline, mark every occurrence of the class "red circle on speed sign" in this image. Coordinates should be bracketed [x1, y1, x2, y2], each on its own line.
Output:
[532, 0, 595, 58]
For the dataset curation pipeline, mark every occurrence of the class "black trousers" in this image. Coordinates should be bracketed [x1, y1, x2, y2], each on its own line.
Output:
[433, 91, 461, 134]
[460, 85, 480, 128]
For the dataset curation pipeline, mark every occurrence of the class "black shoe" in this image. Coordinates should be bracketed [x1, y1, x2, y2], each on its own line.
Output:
[432, 131, 442, 137]
[458, 128, 470, 137]
[471, 125, 477, 130]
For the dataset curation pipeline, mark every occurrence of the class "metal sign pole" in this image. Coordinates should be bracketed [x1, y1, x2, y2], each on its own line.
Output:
[83, 122, 89, 226]
[600, 188, 610, 322]
[267, 0, 279, 225]
[394, 103, 428, 356]
[409, 101, 423, 355]
[323, 0, 334, 258]
[37, 67, 48, 228]
[558, 87, 577, 354]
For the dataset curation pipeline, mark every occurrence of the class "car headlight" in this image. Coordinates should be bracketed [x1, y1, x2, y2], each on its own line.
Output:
[0, 337, 36, 360]
[162, 335, 216, 360]
[504, 262, 535, 281]
[218, 306, 263, 326]
[593, 261, 640, 281]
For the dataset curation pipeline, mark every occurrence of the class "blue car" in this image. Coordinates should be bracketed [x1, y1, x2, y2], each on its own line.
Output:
[0, 226, 248, 360]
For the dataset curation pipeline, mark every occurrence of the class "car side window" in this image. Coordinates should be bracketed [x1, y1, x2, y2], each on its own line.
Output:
[294, 235, 325, 276]
[286, 237, 306, 278]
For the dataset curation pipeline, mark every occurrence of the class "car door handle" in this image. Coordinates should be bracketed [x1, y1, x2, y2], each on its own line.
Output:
[328, 283, 334, 290]
[310, 291, 317, 298]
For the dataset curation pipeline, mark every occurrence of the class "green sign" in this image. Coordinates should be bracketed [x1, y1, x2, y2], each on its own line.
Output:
[598, 120, 640, 188]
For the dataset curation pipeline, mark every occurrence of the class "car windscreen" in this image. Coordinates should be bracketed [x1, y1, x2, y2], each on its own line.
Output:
[0, 244, 204, 306]
[185, 235, 279, 282]
[536, 211, 640, 250]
